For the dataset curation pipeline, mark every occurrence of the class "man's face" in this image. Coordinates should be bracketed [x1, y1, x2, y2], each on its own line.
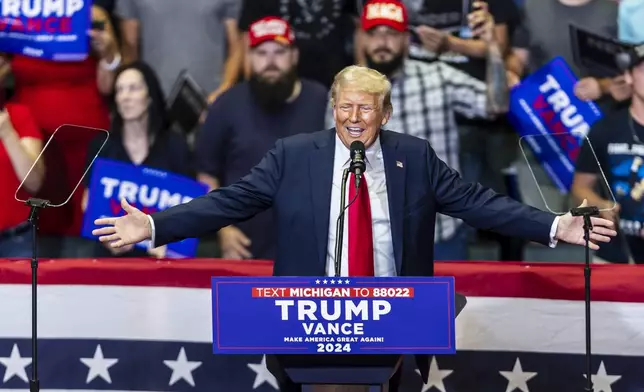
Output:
[333, 89, 390, 149]
[363, 25, 407, 76]
[249, 41, 297, 82]
[248, 41, 299, 111]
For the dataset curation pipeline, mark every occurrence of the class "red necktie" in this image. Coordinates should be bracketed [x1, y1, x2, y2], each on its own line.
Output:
[348, 173, 374, 276]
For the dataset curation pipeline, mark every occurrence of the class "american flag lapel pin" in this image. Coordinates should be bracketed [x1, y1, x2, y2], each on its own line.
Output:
[396, 161, 403, 168]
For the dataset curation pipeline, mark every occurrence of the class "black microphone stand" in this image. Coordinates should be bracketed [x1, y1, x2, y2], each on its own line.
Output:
[25, 197, 49, 392]
[570, 205, 600, 392]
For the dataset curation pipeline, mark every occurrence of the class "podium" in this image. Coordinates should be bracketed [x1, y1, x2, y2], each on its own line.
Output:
[211, 276, 466, 391]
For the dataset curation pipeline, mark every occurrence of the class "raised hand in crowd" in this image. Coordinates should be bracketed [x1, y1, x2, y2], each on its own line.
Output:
[574, 77, 603, 101]
[468, 1, 495, 43]
[0, 109, 44, 195]
[469, 1, 510, 114]
[414, 25, 448, 54]
[574, 76, 633, 102]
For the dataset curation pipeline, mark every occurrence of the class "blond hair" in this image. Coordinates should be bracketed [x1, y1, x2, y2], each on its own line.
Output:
[329, 65, 393, 114]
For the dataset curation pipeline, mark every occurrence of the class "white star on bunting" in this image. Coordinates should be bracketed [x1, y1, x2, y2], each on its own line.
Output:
[80, 344, 118, 384]
[584, 361, 621, 392]
[247, 355, 279, 390]
[0, 344, 31, 383]
[500, 358, 537, 392]
[415, 356, 453, 392]
[163, 347, 202, 387]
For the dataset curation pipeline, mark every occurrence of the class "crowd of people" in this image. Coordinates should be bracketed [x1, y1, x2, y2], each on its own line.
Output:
[0, 0, 642, 265]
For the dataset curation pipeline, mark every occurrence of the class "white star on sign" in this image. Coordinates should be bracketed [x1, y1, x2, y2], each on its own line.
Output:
[583, 361, 622, 392]
[163, 347, 202, 387]
[80, 344, 118, 384]
[345, 279, 350, 284]
[247, 355, 279, 390]
[0, 344, 31, 383]
[500, 358, 537, 392]
[415, 356, 453, 392]
[315, 279, 320, 284]
[330, 279, 336, 284]
[323, 279, 328, 284]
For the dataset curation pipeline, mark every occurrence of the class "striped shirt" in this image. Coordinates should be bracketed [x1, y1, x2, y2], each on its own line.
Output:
[326, 59, 491, 242]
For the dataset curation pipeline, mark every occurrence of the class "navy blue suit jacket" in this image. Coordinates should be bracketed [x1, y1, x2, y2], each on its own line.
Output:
[152, 128, 556, 275]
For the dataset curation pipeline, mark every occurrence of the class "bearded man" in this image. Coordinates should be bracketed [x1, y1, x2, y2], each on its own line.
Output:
[195, 16, 329, 261]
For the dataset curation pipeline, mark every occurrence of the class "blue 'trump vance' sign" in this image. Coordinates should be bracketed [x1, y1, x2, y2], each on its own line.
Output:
[508, 56, 603, 193]
[0, 0, 91, 60]
[211, 276, 456, 355]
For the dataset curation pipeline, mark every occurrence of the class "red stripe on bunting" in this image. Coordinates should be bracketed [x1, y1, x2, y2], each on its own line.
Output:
[0, 258, 642, 303]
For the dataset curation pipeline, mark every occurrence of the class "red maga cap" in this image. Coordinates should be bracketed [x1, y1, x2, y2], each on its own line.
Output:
[361, 0, 408, 32]
[248, 16, 295, 48]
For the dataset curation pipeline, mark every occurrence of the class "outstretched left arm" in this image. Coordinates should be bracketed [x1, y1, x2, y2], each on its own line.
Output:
[425, 141, 557, 245]
[426, 141, 617, 249]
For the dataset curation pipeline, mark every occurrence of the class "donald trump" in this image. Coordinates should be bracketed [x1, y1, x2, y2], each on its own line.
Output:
[93, 64, 616, 390]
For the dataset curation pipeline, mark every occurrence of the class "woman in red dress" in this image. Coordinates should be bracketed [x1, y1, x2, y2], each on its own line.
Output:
[4, 5, 120, 257]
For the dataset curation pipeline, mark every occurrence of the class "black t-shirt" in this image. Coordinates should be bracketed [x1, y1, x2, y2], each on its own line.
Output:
[84, 129, 195, 187]
[238, 0, 359, 88]
[195, 79, 329, 260]
[576, 106, 644, 263]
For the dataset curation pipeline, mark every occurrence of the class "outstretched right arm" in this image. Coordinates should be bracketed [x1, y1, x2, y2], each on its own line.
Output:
[150, 139, 284, 246]
[94, 140, 284, 249]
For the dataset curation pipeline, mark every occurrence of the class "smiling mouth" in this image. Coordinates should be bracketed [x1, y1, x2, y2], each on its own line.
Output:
[346, 127, 365, 137]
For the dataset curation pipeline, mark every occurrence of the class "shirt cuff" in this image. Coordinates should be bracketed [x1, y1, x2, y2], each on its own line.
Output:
[549, 215, 560, 248]
[147, 215, 156, 248]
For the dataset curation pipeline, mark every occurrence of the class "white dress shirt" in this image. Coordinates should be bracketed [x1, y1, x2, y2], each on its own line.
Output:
[325, 134, 396, 277]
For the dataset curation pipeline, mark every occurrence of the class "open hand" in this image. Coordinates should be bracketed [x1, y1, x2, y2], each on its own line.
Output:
[555, 200, 617, 250]
[574, 77, 602, 101]
[93, 198, 152, 249]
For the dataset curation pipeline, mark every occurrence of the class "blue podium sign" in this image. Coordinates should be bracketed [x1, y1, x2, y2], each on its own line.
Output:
[211, 276, 455, 355]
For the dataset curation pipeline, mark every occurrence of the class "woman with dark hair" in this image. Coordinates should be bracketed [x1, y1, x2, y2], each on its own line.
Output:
[82, 61, 194, 257]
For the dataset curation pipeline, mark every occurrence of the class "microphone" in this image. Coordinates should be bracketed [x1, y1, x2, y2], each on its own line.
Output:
[349, 141, 366, 189]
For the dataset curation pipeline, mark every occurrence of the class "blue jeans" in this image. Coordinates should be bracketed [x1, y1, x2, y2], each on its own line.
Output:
[0, 224, 33, 258]
[434, 226, 469, 261]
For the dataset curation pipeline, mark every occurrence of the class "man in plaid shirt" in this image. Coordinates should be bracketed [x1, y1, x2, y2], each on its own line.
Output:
[327, 0, 510, 260]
